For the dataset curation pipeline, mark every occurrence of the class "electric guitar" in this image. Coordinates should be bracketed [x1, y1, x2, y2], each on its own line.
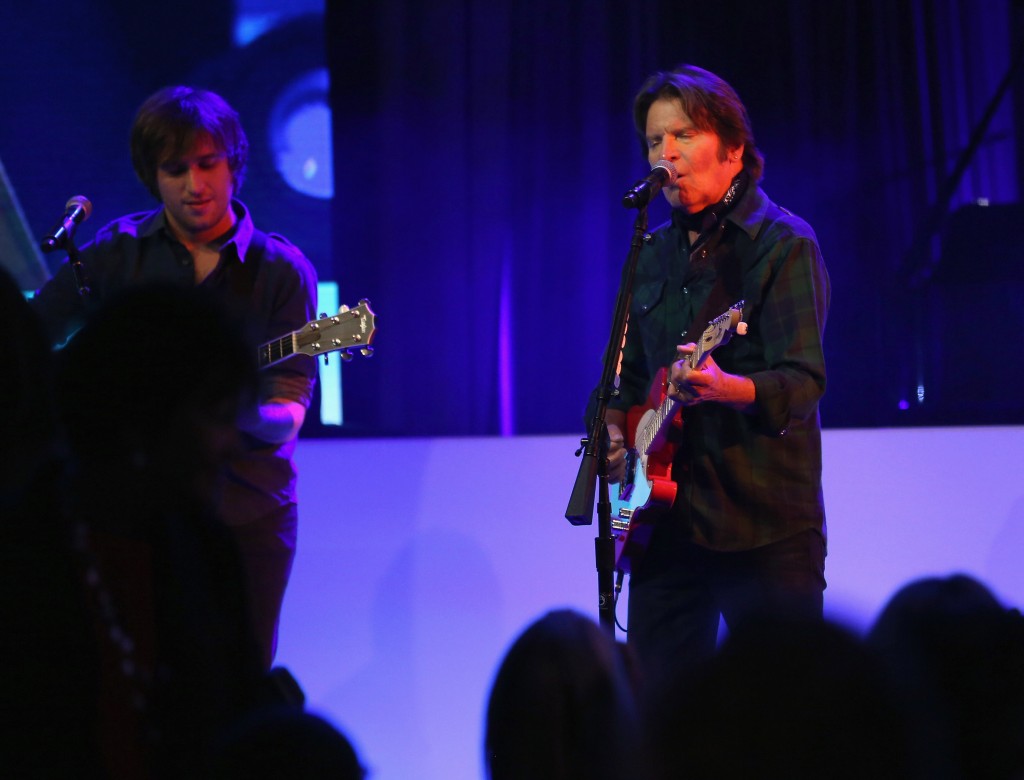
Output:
[611, 302, 746, 574]
[258, 299, 377, 368]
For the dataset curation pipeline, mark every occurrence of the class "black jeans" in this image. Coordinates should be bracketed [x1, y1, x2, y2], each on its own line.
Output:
[627, 525, 826, 687]
[227, 504, 298, 669]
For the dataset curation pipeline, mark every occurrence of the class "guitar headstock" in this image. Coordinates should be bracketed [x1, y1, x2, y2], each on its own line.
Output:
[693, 301, 746, 366]
[294, 300, 377, 361]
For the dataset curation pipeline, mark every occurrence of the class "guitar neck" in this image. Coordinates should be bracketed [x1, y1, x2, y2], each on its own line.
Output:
[257, 333, 297, 369]
[630, 301, 745, 460]
[635, 394, 680, 456]
[634, 350, 708, 455]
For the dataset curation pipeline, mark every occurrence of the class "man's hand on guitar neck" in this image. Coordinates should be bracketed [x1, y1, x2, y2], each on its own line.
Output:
[666, 343, 756, 412]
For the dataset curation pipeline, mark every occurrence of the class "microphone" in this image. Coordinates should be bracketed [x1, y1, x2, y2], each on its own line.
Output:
[40, 195, 92, 253]
[622, 159, 676, 209]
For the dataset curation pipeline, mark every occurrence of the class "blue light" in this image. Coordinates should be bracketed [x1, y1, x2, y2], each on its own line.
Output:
[269, 69, 333, 199]
[316, 280, 343, 425]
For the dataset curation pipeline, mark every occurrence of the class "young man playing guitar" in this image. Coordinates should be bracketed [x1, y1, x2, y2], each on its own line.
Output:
[31, 86, 319, 671]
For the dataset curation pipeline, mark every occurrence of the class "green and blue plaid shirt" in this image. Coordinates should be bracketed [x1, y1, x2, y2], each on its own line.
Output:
[604, 184, 830, 551]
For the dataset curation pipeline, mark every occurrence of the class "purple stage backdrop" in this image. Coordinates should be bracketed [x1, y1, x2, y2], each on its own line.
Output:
[3, 0, 1023, 436]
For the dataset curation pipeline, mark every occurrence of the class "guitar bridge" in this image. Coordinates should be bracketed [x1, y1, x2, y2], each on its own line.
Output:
[611, 511, 632, 532]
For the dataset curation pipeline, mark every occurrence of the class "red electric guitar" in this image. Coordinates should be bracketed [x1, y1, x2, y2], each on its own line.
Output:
[610, 302, 746, 574]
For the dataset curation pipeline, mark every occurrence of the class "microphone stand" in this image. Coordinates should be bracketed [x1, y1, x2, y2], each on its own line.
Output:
[566, 204, 649, 637]
[66, 239, 92, 299]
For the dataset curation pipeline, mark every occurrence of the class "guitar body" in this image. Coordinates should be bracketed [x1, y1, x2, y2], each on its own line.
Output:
[609, 301, 747, 575]
[611, 367, 681, 574]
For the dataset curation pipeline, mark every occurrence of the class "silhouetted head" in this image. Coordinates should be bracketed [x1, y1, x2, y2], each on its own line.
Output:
[485, 609, 642, 780]
[0, 267, 64, 490]
[867, 574, 1024, 778]
[55, 283, 258, 510]
[647, 613, 911, 780]
[210, 706, 366, 779]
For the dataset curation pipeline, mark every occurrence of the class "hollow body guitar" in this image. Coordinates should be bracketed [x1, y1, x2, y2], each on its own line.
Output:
[611, 302, 746, 574]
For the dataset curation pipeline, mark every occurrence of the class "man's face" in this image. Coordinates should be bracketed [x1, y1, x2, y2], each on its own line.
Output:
[156, 135, 236, 246]
[645, 97, 741, 214]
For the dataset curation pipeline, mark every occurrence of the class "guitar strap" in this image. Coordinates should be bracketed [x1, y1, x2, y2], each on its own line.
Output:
[682, 172, 748, 345]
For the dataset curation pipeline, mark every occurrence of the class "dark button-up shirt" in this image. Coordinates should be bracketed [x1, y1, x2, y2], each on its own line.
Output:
[603, 185, 830, 551]
[30, 200, 318, 526]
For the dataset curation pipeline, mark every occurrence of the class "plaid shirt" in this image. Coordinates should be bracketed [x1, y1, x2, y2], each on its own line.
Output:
[607, 185, 830, 551]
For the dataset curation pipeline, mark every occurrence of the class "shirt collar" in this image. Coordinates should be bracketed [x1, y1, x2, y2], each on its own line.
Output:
[139, 199, 255, 261]
[724, 183, 769, 241]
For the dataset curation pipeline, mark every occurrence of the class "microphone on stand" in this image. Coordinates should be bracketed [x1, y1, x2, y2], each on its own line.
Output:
[40, 195, 92, 252]
[621, 159, 676, 209]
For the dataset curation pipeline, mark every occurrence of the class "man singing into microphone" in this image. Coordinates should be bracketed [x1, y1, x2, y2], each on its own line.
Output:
[31, 86, 318, 670]
[589, 65, 830, 686]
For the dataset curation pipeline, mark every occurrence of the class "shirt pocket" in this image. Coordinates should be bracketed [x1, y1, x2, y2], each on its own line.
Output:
[631, 278, 675, 371]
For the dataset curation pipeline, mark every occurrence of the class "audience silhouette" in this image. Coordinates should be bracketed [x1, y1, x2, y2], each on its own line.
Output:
[209, 706, 367, 779]
[0, 267, 103, 777]
[643, 612, 912, 779]
[867, 573, 1024, 779]
[484, 608, 645, 780]
[49, 283, 267, 775]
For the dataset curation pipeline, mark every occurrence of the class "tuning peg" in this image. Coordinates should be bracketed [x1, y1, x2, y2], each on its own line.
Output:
[340, 351, 354, 362]
[360, 347, 374, 357]
[319, 311, 328, 319]
[339, 304, 350, 313]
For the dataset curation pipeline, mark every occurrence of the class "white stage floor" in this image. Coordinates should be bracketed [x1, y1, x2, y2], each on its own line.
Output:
[276, 427, 1024, 779]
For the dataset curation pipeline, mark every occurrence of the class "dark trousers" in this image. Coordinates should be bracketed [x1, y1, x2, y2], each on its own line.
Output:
[227, 504, 297, 669]
[627, 526, 826, 688]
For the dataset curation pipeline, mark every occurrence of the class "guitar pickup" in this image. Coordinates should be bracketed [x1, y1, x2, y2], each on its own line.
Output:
[611, 513, 631, 532]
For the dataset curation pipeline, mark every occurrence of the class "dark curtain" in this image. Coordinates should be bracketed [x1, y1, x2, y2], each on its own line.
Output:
[330, 0, 1024, 436]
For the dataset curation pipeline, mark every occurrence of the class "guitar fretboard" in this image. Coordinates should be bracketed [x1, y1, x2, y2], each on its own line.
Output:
[258, 334, 296, 369]
[634, 310, 735, 456]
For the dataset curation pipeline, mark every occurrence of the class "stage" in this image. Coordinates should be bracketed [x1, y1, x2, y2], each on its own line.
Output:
[277, 426, 1024, 779]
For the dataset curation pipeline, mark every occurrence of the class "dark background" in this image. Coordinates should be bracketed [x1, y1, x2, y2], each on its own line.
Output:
[3, 0, 1023, 437]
